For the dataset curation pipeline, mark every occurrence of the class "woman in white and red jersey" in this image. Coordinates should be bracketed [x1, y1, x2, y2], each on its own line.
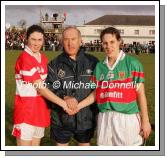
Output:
[12, 25, 71, 146]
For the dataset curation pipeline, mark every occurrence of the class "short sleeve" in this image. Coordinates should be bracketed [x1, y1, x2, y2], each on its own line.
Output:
[131, 59, 145, 83]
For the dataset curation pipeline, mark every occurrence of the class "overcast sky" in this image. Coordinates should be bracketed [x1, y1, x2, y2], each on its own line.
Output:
[5, 5, 155, 27]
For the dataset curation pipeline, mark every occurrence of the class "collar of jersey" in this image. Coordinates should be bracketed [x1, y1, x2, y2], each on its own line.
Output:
[103, 50, 125, 71]
[24, 46, 41, 62]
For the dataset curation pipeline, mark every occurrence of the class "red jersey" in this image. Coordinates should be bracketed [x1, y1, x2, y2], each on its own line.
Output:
[14, 47, 50, 127]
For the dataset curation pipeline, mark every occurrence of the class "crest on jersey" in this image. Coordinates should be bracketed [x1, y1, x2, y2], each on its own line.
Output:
[119, 71, 125, 79]
[107, 71, 114, 80]
[58, 69, 65, 78]
[86, 69, 92, 74]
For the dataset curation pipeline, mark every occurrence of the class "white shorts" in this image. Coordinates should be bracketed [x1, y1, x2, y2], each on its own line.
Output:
[12, 123, 45, 141]
[97, 111, 143, 146]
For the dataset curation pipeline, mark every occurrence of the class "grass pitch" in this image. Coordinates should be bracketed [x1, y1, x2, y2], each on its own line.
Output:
[5, 50, 155, 146]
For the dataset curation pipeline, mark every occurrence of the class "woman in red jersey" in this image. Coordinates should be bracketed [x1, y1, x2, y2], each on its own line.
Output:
[12, 25, 71, 146]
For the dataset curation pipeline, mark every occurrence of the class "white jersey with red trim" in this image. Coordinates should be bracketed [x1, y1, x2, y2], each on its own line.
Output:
[14, 47, 50, 127]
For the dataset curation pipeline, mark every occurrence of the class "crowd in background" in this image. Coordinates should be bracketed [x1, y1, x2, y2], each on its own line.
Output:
[5, 29, 155, 54]
[5, 29, 62, 51]
[5, 29, 26, 50]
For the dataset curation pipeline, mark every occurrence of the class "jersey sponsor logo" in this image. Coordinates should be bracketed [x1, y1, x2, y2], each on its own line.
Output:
[58, 69, 65, 78]
[96, 87, 137, 104]
[119, 71, 125, 79]
[100, 91, 123, 99]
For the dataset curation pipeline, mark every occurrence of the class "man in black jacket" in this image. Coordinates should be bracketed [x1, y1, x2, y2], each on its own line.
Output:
[46, 26, 99, 146]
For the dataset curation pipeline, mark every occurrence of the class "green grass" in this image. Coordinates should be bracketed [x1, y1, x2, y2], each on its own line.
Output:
[5, 50, 155, 146]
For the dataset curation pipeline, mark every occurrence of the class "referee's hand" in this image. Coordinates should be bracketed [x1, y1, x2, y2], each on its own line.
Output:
[64, 96, 79, 115]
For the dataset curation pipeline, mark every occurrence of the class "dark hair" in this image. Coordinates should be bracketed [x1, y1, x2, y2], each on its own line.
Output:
[26, 25, 45, 40]
[100, 27, 121, 41]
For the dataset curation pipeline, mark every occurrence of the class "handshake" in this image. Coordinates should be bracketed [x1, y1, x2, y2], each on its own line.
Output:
[62, 96, 81, 115]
